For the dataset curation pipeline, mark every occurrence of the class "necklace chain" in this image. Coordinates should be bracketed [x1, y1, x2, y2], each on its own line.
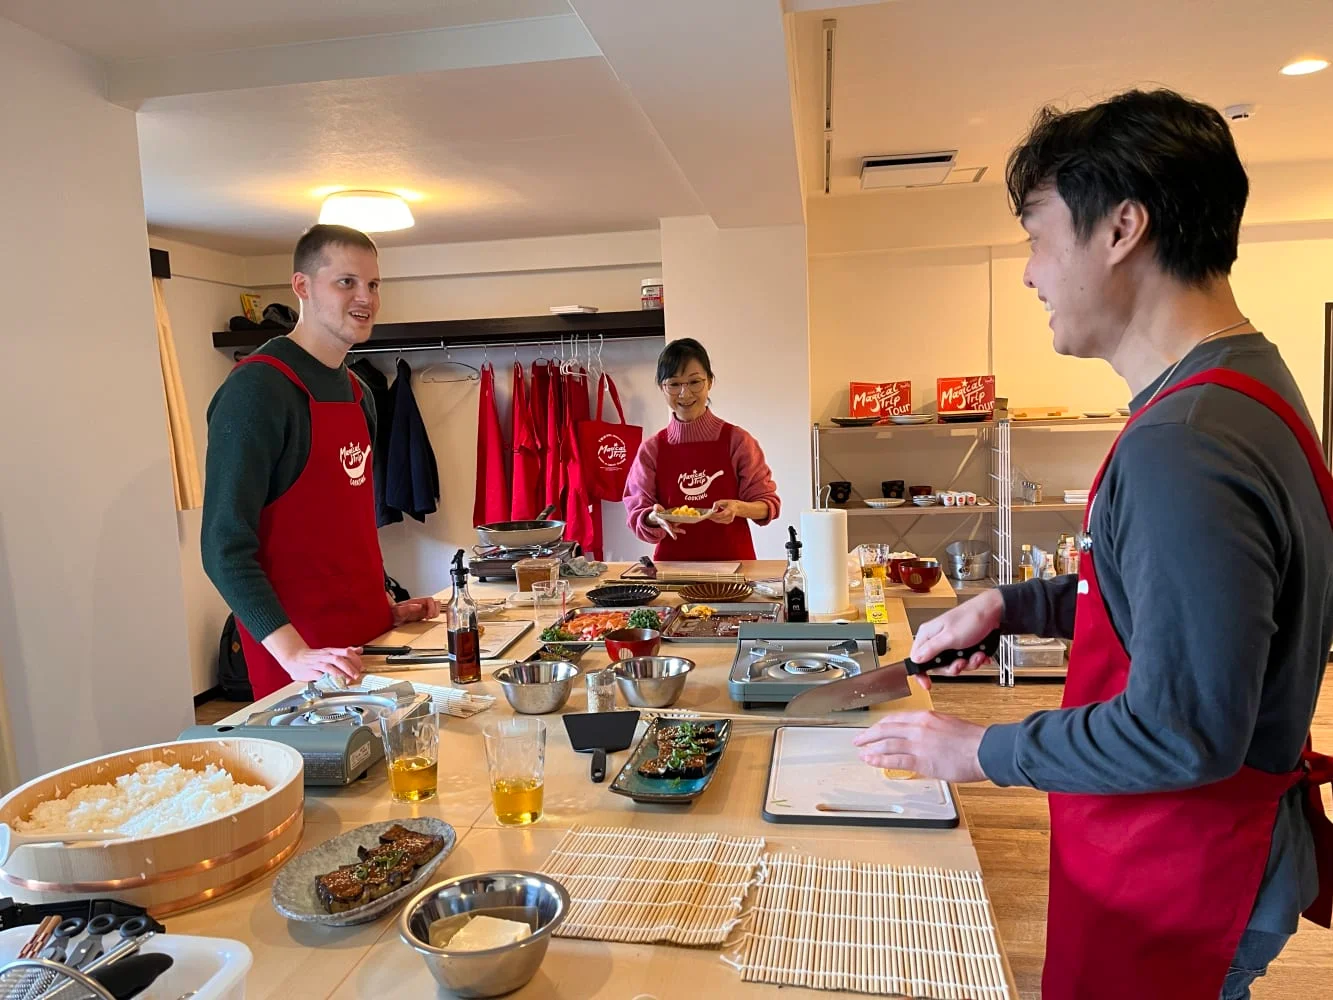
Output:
[1143, 317, 1250, 407]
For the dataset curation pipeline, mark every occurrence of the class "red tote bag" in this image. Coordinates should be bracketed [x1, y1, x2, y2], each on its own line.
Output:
[577, 374, 643, 501]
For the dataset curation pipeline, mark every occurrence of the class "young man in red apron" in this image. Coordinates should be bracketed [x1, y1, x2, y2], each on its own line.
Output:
[622, 338, 780, 561]
[853, 90, 1333, 999]
[203, 226, 437, 699]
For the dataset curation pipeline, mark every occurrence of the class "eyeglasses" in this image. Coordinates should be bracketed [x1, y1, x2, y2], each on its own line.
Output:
[661, 378, 709, 396]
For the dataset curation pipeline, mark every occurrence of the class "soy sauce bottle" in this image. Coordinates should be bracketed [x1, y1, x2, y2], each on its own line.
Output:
[447, 550, 482, 684]
[783, 526, 809, 623]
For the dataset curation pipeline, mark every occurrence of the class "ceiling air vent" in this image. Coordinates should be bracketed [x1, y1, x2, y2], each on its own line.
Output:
[860, 150, 958, 190]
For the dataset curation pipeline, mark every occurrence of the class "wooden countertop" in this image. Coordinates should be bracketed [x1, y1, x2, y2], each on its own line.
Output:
[177, 568, 1009, 998]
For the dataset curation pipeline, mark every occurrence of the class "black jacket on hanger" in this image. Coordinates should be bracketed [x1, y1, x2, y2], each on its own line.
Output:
[385, 358, 440, 523]
[348, 358, 398, 526]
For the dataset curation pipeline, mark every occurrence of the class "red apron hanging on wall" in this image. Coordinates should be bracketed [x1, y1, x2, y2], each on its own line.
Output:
[230, 356, 393, 700]
[542, 360, 563, 511]
[1042, 367, 1333, 1000]
[473, 362, 510, 527]
[577, 373, 643, 501]
[560, 366, 602, 559]
[530, 360, 550, 503]
[510, 364, 542, 520]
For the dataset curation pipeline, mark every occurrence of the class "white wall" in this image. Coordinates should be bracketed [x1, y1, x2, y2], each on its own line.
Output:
[659, 216, 813, 556]
[151, 238, 248, 695]
[0, 16, 194, 780]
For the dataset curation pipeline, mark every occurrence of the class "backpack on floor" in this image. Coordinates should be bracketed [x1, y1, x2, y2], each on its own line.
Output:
[217, 614, 254, 702]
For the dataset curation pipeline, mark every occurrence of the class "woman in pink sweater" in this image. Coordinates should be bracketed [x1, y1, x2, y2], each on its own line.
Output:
[622, 339, 780, 560]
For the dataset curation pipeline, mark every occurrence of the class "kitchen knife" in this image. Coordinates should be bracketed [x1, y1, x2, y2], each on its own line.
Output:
[360, 645, 413, 656]
[781, 630, 1002, 716]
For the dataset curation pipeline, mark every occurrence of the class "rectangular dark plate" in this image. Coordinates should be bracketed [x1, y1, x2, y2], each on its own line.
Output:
[609, 718, 733, 804]
[663, 603, 783, 643]
[549, 606, 679, 645]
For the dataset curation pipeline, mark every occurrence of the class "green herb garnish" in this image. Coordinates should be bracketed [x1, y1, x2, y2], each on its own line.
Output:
[627, 608, 663, 631]
[540, 625, 577, 642]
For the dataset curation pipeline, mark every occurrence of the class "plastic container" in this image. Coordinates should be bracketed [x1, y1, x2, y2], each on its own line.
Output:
[514, 557, 560, 593]
[1012, 636, 1067, 667]
[0, 927, 252, 1000]
[640, 278, 664, 310]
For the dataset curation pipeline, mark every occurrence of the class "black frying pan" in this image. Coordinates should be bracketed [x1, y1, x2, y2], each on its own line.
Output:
[475, 504, 566, 548]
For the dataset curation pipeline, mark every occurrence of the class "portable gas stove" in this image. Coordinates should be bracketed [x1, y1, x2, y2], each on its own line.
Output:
[469, 540, 579, 581]
[728, 622, 881, 709]
[179, 682, 431, 786]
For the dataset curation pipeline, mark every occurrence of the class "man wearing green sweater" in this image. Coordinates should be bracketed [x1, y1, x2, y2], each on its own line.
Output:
[202, 225, 437, 697]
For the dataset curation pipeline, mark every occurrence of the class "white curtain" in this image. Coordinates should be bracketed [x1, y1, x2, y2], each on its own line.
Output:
[153, 278, 202, 511]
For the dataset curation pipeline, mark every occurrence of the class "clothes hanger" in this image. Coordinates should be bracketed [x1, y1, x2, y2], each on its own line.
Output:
[420, 346, 481, 383]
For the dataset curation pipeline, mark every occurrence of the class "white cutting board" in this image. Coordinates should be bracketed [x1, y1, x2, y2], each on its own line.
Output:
[655, 561, 742, 575]
[763, 726, 958, 827]
[393, 621, 532, 659]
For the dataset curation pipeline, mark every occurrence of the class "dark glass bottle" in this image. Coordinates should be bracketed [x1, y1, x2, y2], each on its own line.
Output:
[783, 526, 809, 623]
[447, 550, 482, 684]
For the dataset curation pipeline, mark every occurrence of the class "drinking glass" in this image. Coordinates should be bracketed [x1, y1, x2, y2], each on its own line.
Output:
[858, 544, 889, 582]
[483, 718, 546, 826]
[380, 706, 439, 803]
[531, 579, 557, 629]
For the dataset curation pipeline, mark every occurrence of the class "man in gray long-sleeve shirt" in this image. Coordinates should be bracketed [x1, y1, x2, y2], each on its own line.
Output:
[854, 90, 1333, 1000]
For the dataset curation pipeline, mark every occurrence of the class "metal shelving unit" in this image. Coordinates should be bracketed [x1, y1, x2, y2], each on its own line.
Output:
[813, 413, 1127, 685]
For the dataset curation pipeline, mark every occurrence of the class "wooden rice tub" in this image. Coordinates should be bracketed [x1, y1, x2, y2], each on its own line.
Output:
[0, 739, 304, 916]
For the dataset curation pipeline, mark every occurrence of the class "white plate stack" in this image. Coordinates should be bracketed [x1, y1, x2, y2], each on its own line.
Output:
[1063, 489, 1091, 505]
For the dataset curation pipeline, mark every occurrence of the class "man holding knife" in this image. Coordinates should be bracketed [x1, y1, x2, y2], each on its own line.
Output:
[853, 90, 1333, 999]
[203, 225, 437, 698]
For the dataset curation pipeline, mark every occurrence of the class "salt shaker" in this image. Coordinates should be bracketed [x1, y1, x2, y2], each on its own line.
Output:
[586, 668, 617, 713]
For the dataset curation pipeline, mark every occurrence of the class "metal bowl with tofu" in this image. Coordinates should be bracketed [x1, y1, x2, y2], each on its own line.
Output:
[399, 871, 569, 998]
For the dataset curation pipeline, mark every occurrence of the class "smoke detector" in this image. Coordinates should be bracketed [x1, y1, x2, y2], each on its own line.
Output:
[1223, 103, 1256, 122]
[860, 150, 958, 189]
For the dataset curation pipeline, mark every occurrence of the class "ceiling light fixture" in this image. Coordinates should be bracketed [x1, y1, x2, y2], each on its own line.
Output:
[1280, 57, 1329, 76]
[318, 190, 415, 232]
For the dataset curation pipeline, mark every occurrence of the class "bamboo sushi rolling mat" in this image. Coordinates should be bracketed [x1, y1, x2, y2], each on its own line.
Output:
[539, 825, 766, 946]
[727, 853, 1010, 999]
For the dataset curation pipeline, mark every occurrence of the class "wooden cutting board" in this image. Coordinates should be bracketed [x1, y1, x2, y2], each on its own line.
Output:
[655, 561, 742, 575]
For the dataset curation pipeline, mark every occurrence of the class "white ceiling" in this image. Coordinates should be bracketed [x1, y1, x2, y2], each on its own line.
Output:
[0, 0, 572, 60]
[795, 0, 1333, 197]
[138, 56, 705, 254]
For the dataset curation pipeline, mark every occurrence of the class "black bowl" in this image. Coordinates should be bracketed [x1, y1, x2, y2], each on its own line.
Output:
[585, 584, 661, 608]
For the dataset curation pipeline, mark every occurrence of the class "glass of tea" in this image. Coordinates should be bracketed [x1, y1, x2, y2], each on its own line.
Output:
[380, 706, 440, 803]
[483, 718, 546, 826]
[858, 543, 889, 582]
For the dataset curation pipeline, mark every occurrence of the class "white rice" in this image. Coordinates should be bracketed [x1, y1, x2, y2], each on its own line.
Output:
[17, 762, 269, 837]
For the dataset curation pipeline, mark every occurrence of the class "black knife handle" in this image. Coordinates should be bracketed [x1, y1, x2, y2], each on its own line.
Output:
[360, 645, 412, 656]
[903, 629, 1002, 675]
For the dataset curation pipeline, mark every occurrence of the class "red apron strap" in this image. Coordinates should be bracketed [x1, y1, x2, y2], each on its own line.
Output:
[235, 353, 314, 399]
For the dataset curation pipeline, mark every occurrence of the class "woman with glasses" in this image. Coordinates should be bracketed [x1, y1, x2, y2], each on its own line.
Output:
[623, 338, 780, 560]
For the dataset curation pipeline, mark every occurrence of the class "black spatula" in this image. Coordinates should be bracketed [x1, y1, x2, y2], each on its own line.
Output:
[562, 711, 641, 783]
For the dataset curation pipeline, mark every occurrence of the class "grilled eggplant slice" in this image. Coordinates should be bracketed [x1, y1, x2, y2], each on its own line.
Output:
[376, 826, 446, 867]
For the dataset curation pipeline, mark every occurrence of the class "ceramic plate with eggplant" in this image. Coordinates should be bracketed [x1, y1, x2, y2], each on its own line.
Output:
[272, 818, 456, 926]
[609, 718, 732, 804]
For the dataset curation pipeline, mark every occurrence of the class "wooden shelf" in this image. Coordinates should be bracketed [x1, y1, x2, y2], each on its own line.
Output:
[1008, 416, 1126, 429]
[1012, 501, 1087, 513]
[212, 309, 665, 355]
[815, 421, 992, 436]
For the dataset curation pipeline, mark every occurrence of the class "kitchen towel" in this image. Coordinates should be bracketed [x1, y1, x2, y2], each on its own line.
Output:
[385, 358, 440, 523]
[800, 508, 851, 615]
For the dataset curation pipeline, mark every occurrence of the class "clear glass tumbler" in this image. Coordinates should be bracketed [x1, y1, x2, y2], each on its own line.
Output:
[380, 707, 439, 803]
[483, 718, 546, 826]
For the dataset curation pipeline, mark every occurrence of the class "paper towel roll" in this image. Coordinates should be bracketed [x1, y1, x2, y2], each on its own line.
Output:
[800, 509, 850, 615]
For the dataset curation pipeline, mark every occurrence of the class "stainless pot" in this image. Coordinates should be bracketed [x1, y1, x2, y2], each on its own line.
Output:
[475, 504, 566, 548]
[944, 540, 992, 581]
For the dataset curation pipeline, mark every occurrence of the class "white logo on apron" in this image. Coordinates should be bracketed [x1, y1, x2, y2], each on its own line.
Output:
[1077, 579, 1090, 596]
[340, 442, 370, 487]
[678, 469, 724, 502]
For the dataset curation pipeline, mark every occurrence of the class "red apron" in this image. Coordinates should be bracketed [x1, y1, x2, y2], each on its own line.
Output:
[231, 356, 393, 700]
[560, 367, 603, 559]
[1044, 367, 1333, 1000]
[473, 362, 510, 526]
[530, 361, 550, 506]
[542, 361, 563, 511]
[510, 364, 542, 520]
[651, 421, 756, 561]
